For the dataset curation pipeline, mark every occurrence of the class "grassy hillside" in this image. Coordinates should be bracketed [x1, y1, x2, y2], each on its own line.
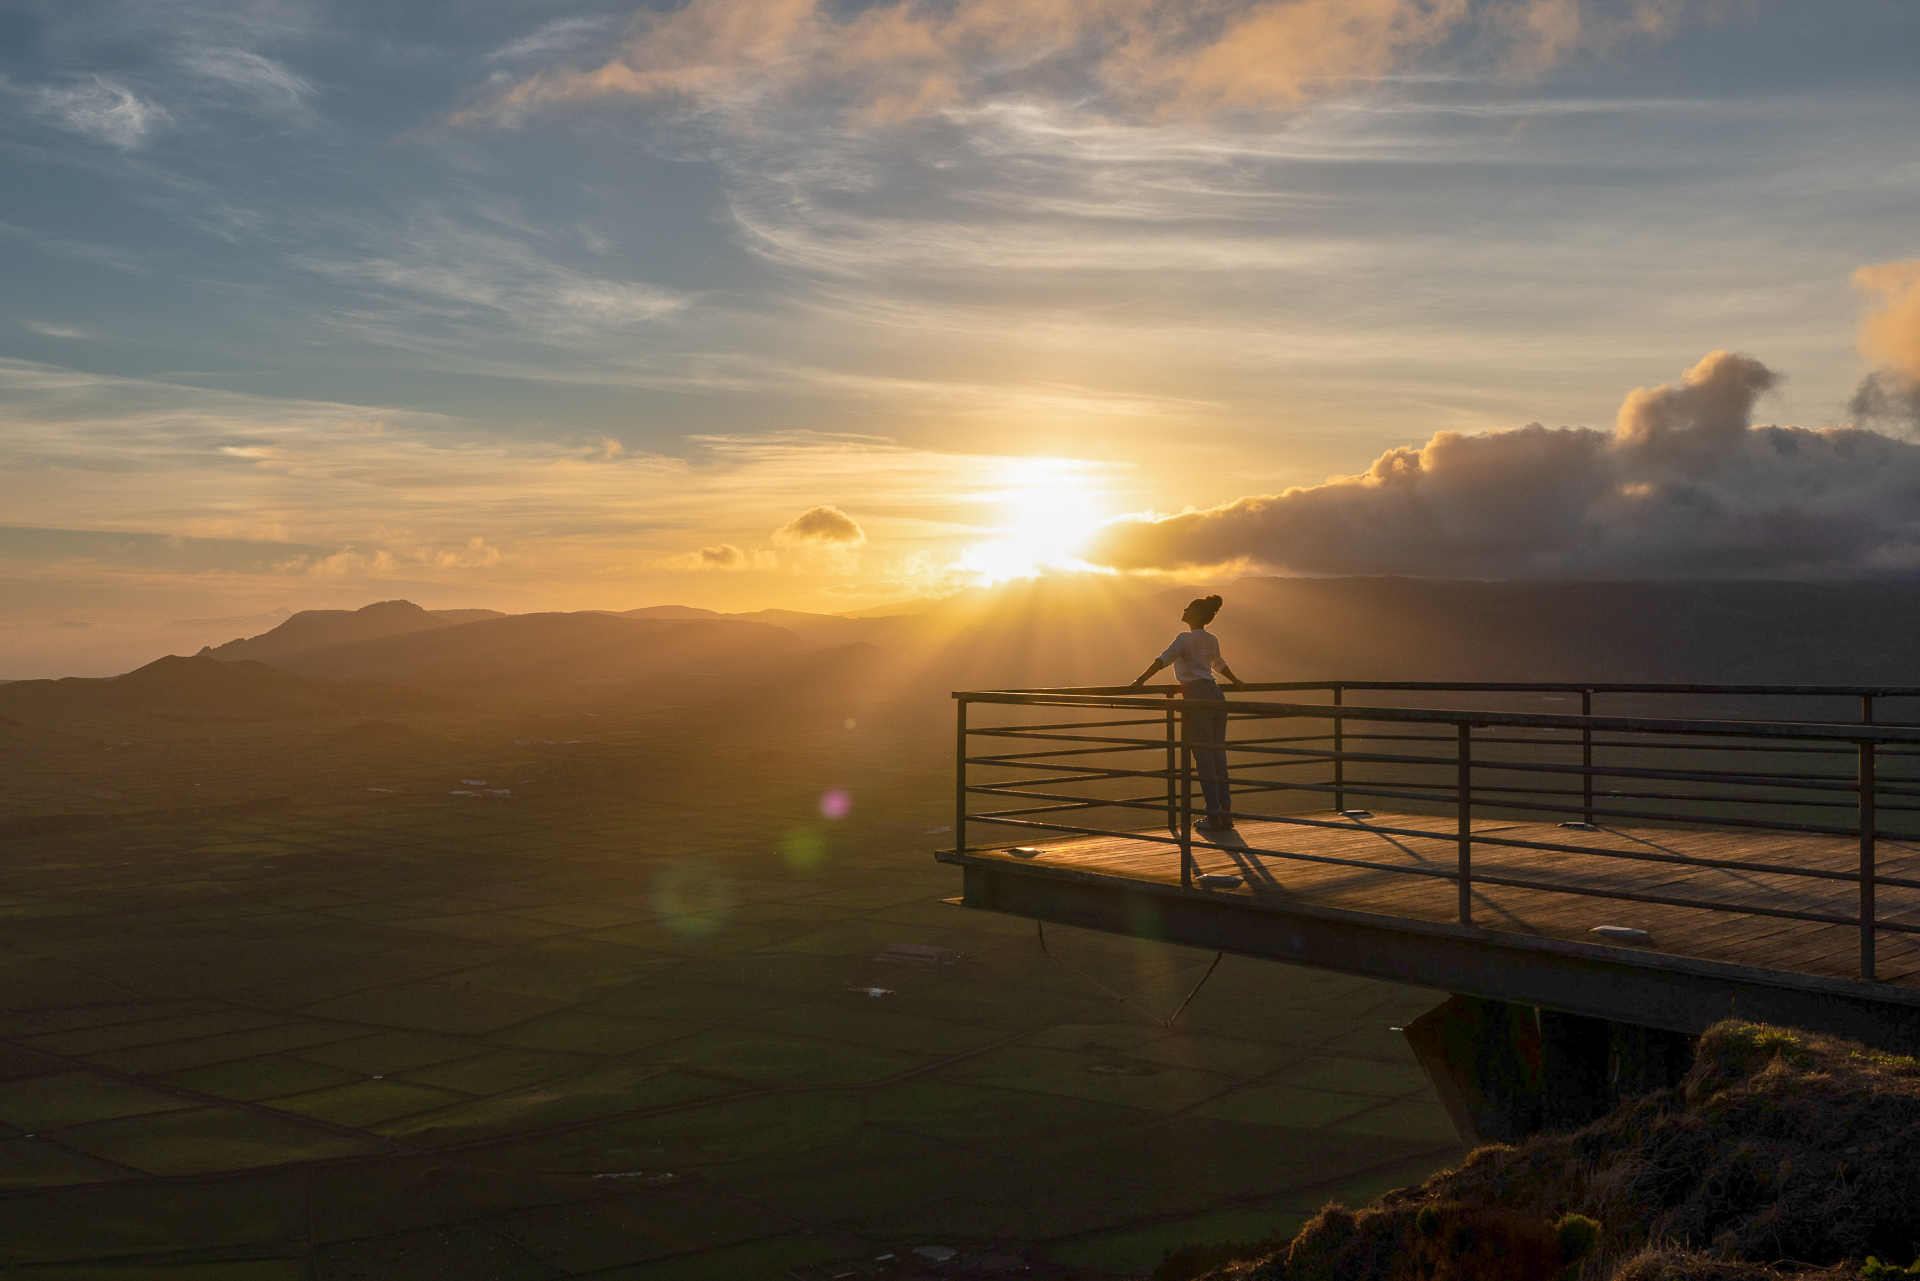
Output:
[1166, 1019, 1920, 1281]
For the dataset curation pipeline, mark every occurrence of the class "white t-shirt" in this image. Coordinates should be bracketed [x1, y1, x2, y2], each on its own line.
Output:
[1158, 629, 1227, 683]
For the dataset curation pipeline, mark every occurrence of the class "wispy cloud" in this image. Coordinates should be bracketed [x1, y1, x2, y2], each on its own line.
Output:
[21, 75, 172, 148]
[179, 46, 315, 116]
[486, 16, 627, 66]
[462, 0, 1700, 128]
[293, 209, 690, 346]
[0, 220, 160, 274]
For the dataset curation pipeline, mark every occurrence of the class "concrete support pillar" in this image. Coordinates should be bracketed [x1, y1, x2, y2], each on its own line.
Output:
[1405, 995, 1693, 1147]
[1402, 995, 1542, 1145]
[1539, 1007, 1613, 1132]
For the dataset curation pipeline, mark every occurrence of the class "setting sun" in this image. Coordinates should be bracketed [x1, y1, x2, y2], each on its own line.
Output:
[958, 460, 1112, 582]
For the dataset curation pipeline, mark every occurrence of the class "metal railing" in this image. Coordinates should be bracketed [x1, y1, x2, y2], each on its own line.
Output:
[953, 682, 1920, 981]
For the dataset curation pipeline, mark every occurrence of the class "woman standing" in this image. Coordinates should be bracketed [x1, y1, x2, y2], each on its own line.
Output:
[1130, 594, 1244, 831]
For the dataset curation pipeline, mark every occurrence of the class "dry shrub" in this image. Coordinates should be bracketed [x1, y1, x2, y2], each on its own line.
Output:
[1608, 1244, 1855, 1280]
[1187, 1020, 1920, 1280]
[1273, 1202, 1598, 1281]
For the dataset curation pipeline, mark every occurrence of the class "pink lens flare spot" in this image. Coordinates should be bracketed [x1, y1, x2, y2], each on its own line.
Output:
[819, 789, 852, 820]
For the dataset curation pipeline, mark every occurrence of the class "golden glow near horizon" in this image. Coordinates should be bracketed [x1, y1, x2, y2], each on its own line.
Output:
[958, 459, 1114, 584]
[8, 0, 1920, 677]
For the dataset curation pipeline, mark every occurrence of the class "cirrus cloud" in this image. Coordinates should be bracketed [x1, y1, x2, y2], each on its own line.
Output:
[21, 76, 171, 148]
[461, 0, 1697, 128]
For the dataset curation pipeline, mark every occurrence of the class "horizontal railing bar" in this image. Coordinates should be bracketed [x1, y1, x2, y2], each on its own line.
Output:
[1448, 869, 1902, 931]
[971, 770, 1160, 790]
[969, 785, 1920, 884]
[1312, 778, 1920, 816]
[1345, 732, 1920, 758]
[957, 691, 1920, 744]
[967, 785, 1226, 818]
[966, 748, 1920, 804]
[972, 722, 1920, 762]
[970, 735, 1873, 784]
[968, 716, 1177, 734]
[1251, 778, 1917, 839]
[982, 680, 1920, 699]
[967, 761, 1920, 820]
[964, 778, 1920, 854]
[1071, 738, 1920, 793]
[968, 744, 1180, 764]
[965, 751, 1920, 806]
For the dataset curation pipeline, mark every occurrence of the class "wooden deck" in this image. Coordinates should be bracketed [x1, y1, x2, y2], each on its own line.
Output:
[961, 809, 1920, 990]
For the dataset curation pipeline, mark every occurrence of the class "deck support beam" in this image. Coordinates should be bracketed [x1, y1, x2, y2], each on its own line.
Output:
[949, 855, 1920, 1054]
[1404, 995, 1692, 1146]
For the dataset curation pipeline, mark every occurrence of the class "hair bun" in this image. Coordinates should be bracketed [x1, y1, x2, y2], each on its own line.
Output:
[1204, 594, 1222, 607]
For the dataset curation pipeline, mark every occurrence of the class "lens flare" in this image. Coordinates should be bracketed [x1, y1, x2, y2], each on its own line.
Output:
[651, 860, 736, 937]
[819, 788, 851, 820]
[781, 827, 825, 869]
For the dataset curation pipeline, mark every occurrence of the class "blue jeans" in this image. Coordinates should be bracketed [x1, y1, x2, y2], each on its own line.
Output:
[1181, 679, 1231, 818]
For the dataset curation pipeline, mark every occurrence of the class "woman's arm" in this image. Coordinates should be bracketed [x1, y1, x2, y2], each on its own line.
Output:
[1130, 657, 1167, 688]
[1217, 660, 1245, 689]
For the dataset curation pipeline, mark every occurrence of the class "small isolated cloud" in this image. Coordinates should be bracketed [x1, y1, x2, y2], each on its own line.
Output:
[1849, 259, 1920, 432]
[429, 536, 502, 568]
[275, 547, 397, 576]
[28, 76, 170, 148]
[697, 542, 746, 568]
[823, 578, 907, 598]
[269, 537, 499, 575]
[773, 504, 866, 547]
[1088, 349, 1920, 579]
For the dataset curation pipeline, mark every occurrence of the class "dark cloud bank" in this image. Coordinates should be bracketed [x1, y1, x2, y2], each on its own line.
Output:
[1090, 351, 1920, 578]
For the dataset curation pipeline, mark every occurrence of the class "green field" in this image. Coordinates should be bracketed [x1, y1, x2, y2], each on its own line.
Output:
[0, 690, 1459, 1278]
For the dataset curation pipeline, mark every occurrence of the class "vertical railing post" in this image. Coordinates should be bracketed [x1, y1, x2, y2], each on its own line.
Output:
[1332, 685, 1345, 812]
[1861, 737, 1877, 981]
[1165, 694, 1178, 837]
[1180, 728, 1194, 888]
[1457, 722, 1473, 925]
[954, 697, 968, 855]
[1581, 688, 1594, 826]
[1863, 693, 1875, 726]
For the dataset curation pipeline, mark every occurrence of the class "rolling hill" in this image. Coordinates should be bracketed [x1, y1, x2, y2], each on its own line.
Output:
[211, 610, 810, 688]
[0, 654, 446, 722]
[198, 599, 504, 663]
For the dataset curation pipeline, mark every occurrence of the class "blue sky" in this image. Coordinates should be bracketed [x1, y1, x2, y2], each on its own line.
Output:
[3, 0, 1919, 670]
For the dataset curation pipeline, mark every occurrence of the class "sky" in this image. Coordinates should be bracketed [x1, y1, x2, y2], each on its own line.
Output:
[4, 0, 1920, 671]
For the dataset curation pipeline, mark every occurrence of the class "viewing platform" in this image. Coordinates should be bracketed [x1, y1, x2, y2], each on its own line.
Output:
[937, 682, 1920, 1139]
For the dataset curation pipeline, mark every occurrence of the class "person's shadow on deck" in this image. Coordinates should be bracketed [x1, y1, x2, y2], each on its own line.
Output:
[1193, 828, 1293, 893]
